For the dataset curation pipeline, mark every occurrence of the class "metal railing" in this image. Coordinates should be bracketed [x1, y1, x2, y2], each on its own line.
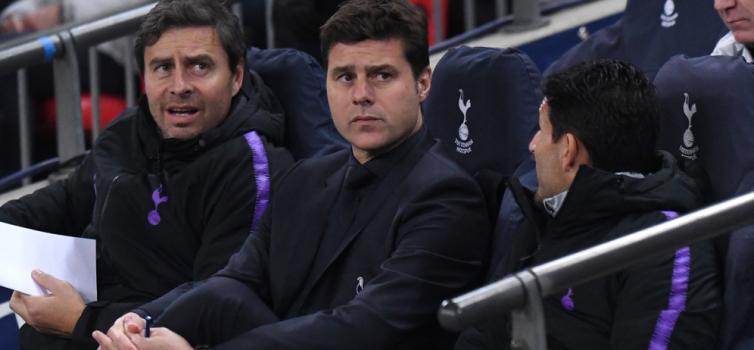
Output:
[429, 0, 599, 55]
[0, 0, 560, 189]
[430, 0, 550, 42]
[0, 2, 157, 173]
[438, 191, 754, 349]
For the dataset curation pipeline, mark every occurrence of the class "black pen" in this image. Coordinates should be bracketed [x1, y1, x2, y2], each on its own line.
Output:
[144, 315, 153, 338]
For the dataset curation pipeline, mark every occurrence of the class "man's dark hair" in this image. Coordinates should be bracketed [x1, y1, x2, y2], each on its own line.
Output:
[543, 60, 660, 173]
[134, 0, 244, 73]
[320, 0, 428, 78]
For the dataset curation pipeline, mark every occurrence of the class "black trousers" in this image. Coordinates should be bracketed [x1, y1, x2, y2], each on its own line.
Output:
[156, 276, 279, 346]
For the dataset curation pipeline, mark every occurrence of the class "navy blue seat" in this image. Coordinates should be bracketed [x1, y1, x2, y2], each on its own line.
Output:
[247, 47, 348, 159]
[0, 287, 19, 350]
[423, 46, 542, 272]
[423, 46, 541, 180]
[654, 55, 754, 350]
[545, 0, 726, 80]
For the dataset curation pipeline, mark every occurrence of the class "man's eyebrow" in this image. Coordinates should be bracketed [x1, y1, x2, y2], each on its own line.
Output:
[330, 65, 355, 76]
[185, 54, 214, 62]
[148, 57, 172, 68]
[148, 54, 215, 67]
[365, 64, 395, 74]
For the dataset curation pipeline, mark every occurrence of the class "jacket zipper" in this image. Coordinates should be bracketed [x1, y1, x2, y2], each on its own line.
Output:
[97, 175, 121, 231]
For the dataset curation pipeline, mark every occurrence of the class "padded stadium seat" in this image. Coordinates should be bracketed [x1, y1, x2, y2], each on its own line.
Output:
[39, 94, 128, 137]
[423, 46, 542, 272]
[545, 0, 726, 80]
[487, 156, 537, 278]
[424, 46, 540, 179]
[247, 47, 347, 160]
[0, 287, 19, 350]
[654, 55, 754, 350]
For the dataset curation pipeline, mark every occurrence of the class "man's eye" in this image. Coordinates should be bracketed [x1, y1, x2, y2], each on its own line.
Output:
[376, 72, 392, 81]
[190, 62, 211, 74]
[155, 64, 170, 72]
[338, 73, 353, 82]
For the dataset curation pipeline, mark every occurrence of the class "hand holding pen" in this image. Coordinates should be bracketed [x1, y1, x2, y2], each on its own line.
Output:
[144, 315, 153, 338]
[92, 312, 194, 350]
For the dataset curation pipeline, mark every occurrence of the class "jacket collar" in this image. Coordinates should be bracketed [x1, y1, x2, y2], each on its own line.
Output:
[712, 32, 754, 63]
[514, 151, 701, 240]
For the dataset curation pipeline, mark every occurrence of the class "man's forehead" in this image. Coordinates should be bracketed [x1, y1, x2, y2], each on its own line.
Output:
[539, 98, 550, 116]
[327, 39, 407, 68]
[147, 26, 221, 54]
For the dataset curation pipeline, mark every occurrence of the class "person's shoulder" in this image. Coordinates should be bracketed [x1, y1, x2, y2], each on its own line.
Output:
[414, 140, 476, 183]
[91, 106, 141, 153]
[98, 106, 139, 138]
[398, 140, 484, 201]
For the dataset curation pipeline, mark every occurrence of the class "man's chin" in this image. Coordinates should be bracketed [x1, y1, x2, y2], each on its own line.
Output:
[732, 30, 754, 45]
[162, 127, 199, 140]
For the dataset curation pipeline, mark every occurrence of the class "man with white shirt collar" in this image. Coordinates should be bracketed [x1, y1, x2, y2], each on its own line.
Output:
[455, 60, 722, 350]
[713, 0, 754, 62]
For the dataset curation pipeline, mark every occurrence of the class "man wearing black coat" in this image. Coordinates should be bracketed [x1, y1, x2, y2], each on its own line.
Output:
[455, 60, 722, 349]
[94, 1, 490, 349]
[3, 1, 293, 348]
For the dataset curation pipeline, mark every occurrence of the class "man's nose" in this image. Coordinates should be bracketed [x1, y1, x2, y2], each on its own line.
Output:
[529, 130, 540, 153]
[169, 69, 193, 96]
[352, 78, 373, 106]
[714, 0, 736, 12]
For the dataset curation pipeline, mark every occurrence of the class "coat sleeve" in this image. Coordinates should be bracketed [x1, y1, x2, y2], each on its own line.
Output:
[0, 154, 94, 236]
[610, 240, 722, 349]
[214, 175, 490, 350]
[454, 318, 512, 350]
[0, 155, 99, 346]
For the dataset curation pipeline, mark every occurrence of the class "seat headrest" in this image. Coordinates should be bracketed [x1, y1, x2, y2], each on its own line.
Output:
[247, 47, 347, 159]
[544, 19, 625, 77]
[546, 0, 726, 80]
[655, 55, 754, 199]
[423, 46, 541, 178]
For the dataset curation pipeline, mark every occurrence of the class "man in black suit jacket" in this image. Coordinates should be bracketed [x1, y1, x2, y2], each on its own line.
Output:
[94, 1, 490, 349]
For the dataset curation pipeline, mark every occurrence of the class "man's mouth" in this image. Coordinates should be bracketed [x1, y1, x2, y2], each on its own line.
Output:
[166, 106, 199, 117]
[352, 116, 380, 123]
[727, 17, 748, 25]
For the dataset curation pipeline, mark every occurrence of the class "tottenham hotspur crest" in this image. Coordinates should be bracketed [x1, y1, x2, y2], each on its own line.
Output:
[679, 93, 699, 160]
[661, 0, 678, 28]
[455, 89, 474, 154]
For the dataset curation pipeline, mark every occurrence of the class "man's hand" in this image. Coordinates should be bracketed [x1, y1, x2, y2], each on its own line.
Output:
[93, 312, 145, 350]
[93, 322, 193, 350]
[10, 269, 85, 337]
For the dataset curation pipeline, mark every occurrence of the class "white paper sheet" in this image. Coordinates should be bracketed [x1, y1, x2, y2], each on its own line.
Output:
[0, 221, 97, 302]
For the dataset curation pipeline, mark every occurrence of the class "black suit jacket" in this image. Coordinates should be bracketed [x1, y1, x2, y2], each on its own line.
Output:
[143, 133, 491, 349]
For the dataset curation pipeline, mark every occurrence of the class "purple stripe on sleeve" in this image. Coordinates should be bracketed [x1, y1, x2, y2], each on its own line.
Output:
[648, 246, 690, 350]
[244, 131, 270, 231]
[661, 211, 679, 220]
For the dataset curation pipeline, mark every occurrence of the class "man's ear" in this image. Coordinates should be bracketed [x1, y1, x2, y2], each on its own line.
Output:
[416, 66, 432, 102]
[231, 59, 245, 96]
[561, 133, 590, 174]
